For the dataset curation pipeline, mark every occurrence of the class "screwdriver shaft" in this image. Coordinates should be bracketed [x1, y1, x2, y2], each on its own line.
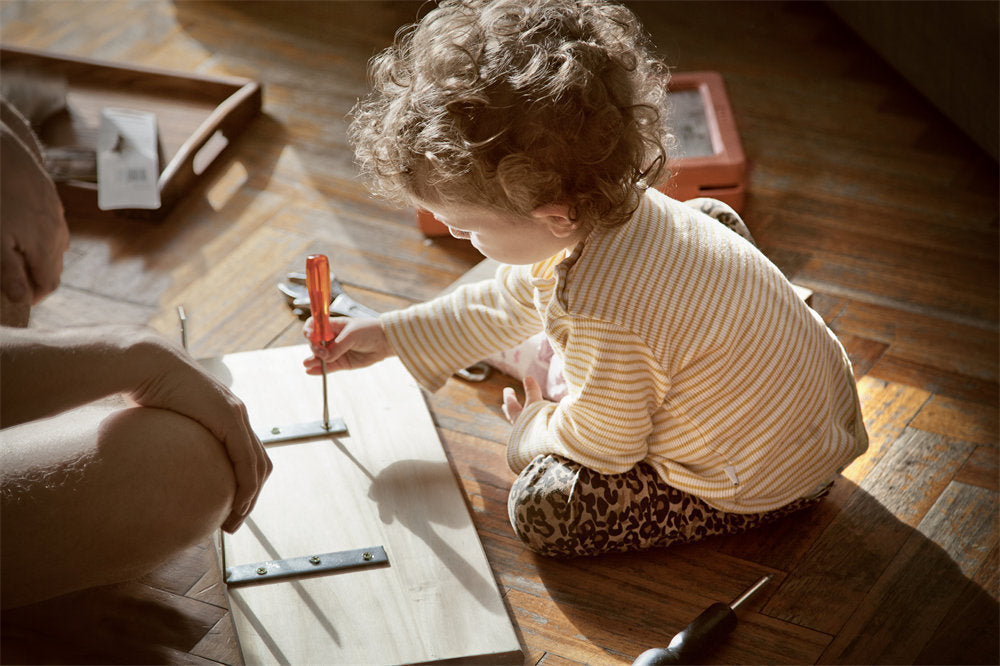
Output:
[730, 574, 772, 610]
[321, 358, 330, 430]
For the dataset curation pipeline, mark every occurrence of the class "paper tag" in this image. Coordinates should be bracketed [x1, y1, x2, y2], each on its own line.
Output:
[97, 107, 161, 210]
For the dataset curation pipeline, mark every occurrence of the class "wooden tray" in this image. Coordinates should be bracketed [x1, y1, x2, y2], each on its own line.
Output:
[0, 44, 262, 219]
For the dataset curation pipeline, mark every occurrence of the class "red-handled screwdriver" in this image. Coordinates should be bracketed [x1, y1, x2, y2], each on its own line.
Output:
[306, 254, 334, 431]
[632, 575, 773, 665]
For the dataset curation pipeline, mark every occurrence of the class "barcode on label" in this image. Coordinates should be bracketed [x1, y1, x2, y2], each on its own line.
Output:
[121, 168, 148, 182]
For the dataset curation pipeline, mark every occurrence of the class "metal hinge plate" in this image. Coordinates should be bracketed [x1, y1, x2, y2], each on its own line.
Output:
[225, 545, 388, 586]
[257, 418, 348, 444]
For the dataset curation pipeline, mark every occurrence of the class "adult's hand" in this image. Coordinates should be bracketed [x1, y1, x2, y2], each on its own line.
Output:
[0, 104, 70, 306]
[127, 333, 272, 533]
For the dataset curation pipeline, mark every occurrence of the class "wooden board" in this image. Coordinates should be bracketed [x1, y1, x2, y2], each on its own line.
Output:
[202, 345, 522, 665]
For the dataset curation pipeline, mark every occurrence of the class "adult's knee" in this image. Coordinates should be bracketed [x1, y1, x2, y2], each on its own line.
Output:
[98, 406, 237, 547]
[1, 405, 238, 607]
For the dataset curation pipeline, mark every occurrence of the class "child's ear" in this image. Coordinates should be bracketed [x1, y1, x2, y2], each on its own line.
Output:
[531, 203, 577, 238]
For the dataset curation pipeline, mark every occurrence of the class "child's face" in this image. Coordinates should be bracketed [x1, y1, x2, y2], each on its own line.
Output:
[415, 198, 584, 265]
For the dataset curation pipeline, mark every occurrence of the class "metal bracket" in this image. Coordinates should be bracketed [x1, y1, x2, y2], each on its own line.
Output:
[224, 545, 388, 586]
[258, 418, 348, 444]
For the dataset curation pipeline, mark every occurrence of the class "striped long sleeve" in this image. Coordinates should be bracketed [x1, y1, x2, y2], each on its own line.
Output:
[381, 255, 559, 392]
[382, 188, 868, 513]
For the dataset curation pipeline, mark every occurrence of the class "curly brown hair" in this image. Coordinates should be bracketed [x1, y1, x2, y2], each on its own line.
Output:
[349, 0, 672, 230]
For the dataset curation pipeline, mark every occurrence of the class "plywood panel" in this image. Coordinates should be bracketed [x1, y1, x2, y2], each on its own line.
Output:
[202, 345, 522, 665]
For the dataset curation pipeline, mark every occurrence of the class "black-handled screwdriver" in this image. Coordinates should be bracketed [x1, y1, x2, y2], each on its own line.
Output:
[632, 575, 773, 666]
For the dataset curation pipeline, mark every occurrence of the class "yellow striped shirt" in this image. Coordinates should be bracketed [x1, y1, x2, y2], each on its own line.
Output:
[382, 188, 868, 512]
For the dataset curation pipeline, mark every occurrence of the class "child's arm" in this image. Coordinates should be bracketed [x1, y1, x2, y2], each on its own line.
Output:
[307, 263, 544, 386]
[381, 268, 544, 391]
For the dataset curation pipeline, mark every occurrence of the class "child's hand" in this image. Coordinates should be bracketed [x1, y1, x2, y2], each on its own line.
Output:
[303, 316, 392, 374]
[502, 375, 542, 424]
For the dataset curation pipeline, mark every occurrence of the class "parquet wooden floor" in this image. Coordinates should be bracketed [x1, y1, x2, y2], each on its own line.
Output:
[2, 2, 996, 664]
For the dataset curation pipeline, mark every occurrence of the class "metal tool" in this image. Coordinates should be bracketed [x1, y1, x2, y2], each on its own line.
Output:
[279, 270, 368, 320]
[177, 305, 188, 350]
[233, 258, 347, 443]
[632, 575, 773, 665]
[306, 254, 335, 431]
[278, 268, 492, 383]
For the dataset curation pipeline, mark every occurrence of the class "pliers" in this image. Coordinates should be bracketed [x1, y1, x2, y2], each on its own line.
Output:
[279, 271, 491, 383]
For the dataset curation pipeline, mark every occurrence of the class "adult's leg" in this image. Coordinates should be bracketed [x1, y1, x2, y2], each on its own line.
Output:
[1, 402, 236, 609]
[508, 454, 828, 557]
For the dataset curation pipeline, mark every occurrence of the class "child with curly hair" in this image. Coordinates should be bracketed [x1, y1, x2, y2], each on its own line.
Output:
[306, 0, 868, 557]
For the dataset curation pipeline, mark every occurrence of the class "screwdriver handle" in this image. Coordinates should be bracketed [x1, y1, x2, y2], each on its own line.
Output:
[633, 603, 735, 665]
[306, 254, 334, 346]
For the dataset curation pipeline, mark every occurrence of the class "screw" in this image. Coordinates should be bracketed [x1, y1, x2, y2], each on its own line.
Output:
[256, 567, 267, 575]
[309, 556, 321, 565]
[362, 551, 373, 561]
[271, 426, 281, 435]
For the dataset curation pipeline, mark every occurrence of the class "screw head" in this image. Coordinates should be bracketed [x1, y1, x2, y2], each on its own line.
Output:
[271, 426, 281, 435]
[362, 551, 373, 561]
[309, 556, 321, 565]
[256, 567, 267, 576]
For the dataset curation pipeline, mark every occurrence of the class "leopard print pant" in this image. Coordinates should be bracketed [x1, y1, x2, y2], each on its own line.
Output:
[685, 197, 757, 246]
[508, 454, 831, 557]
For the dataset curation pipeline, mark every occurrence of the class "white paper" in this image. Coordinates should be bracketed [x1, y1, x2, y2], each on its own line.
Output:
[97, 107, 161, 210]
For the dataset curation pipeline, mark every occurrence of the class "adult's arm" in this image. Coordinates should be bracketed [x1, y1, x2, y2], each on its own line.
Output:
[0, 324, 271, 531]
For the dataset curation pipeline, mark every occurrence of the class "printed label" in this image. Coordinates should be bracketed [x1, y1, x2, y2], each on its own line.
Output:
[97, 108, 161, 210]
